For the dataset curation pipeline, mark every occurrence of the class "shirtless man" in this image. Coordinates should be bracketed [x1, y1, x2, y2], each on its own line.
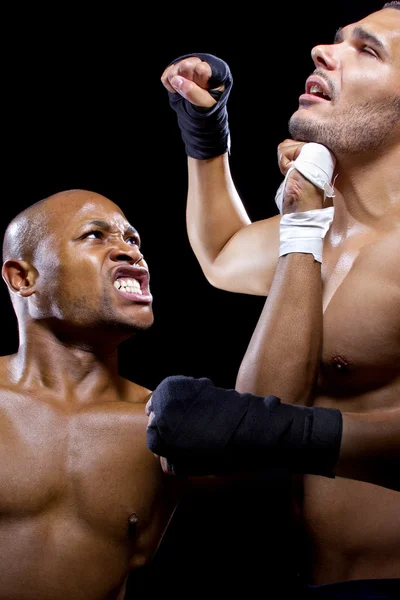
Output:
[0, 190, 184, 599]
[1, 184, 341, 599]
[159, 2, 400, 597]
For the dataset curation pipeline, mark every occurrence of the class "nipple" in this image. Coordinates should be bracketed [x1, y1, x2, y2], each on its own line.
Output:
[128, 513, 139, 532]
[331, 354, 350, 374]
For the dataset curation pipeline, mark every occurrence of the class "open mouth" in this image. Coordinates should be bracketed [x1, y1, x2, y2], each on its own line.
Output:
[302, 75, 333, 102]
[114, 277, 143, 295]
[308, 83, 331, 100]
[112, 266, 152, 303]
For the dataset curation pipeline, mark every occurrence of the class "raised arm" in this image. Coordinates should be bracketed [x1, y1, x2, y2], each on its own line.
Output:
[161, 53, 282, 296]
[235, 251, 323, 405]
[235, 141, 336, 404]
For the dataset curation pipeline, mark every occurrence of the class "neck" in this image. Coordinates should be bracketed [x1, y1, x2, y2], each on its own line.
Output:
[330, 144, 400, 234]
[10, 321, 124, 401]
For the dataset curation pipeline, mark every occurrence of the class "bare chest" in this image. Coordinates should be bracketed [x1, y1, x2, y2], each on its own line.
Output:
[319, 232, 400, 404]
[0, 396, 162, 538]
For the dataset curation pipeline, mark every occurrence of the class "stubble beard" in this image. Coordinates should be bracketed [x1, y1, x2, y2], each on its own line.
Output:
[288, 96, 400, 155]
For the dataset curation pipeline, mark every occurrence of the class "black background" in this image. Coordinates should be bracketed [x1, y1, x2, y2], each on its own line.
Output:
[1, 1, 387, 597]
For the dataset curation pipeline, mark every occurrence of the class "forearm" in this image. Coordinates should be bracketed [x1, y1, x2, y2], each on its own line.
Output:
[236, 253, 322, 404]
[163, 54, 281, 295]
[187, 156, 281, 294]
[236, 144, 337, 403]
[187, 155, 251, 278]
[148, 378, 400, 492]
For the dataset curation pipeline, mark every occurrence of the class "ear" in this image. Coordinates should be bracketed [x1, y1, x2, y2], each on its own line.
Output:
[1, 260, 38, 297]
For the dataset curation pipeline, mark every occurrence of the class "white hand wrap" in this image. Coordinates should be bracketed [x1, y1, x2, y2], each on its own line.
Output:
[275, 142, 336, 263]
[275, 142, 336, 214]
[279, 207, 334, 263]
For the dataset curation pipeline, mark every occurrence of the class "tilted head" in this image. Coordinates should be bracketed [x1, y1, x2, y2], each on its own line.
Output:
[2, 190, 154, 343]
[289, 2, 400, 155]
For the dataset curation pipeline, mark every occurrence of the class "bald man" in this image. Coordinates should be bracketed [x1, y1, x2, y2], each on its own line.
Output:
[0, 190, 186, 599]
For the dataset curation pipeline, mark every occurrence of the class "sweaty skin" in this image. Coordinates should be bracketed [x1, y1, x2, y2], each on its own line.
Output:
[0, 191, 183, 599]
[161, 6, 400, 585]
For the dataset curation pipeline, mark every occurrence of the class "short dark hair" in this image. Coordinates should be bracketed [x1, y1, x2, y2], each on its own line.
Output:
[383, 1, 400, 9]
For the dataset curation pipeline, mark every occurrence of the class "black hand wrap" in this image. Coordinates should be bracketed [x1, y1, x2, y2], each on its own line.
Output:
[147, 376, 343, 478]
[167, 53, 233, 159]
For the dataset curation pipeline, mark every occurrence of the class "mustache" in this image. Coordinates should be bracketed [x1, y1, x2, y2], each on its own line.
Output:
[312, 69, 336, 100]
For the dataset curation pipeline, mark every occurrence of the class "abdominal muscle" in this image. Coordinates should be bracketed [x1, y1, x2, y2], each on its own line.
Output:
[299, 381, 400, 584]
[301, 473, 400, 584]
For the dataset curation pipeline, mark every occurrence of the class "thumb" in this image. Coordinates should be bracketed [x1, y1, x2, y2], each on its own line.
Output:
[170, 76, 217, 108]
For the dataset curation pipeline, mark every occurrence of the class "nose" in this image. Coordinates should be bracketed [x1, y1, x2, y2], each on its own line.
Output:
[311, 43, 339, 71]
[109, 242, 144, 265]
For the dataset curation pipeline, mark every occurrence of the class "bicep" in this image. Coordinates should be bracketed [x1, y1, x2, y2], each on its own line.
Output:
[204, 215, 281, 296]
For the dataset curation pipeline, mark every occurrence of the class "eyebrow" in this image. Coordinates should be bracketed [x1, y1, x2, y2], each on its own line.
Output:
[334, 25, 389, 58]
[82, 220, 139, 238]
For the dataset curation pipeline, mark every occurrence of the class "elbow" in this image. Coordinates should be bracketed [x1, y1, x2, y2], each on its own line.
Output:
[192, 257, 236, 292]
[194, 261, 227, 291]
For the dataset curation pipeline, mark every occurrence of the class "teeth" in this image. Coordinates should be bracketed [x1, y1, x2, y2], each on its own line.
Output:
[310, 84, 329, 98]
[114, 278, 143, 295]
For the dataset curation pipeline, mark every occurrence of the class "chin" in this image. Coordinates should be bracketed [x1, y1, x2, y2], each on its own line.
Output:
[122, 303, 154, 324]
[137, 315, 154, 330]
[288, 113, 323, 144]
[131, 311, 155, 331]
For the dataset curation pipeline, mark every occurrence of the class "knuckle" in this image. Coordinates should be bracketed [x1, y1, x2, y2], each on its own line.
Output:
[194, 62, 211, 78]
[284, 175, 304, 201]
[178, 57, 201, 76]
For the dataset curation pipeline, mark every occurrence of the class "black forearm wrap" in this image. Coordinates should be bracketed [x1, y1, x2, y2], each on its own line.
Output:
[167, 53, 233, 159]
[147, 376, 343, 478]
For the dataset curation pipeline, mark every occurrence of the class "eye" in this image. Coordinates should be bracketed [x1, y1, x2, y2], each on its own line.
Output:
[83, 230, 103, 240]
[126, 236, 139, 246]
[360, 46, 378, 58]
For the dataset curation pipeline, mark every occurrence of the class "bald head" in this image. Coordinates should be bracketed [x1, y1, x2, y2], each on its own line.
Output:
[2, 189, 122, 264]
[1, 188, 153, 342]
